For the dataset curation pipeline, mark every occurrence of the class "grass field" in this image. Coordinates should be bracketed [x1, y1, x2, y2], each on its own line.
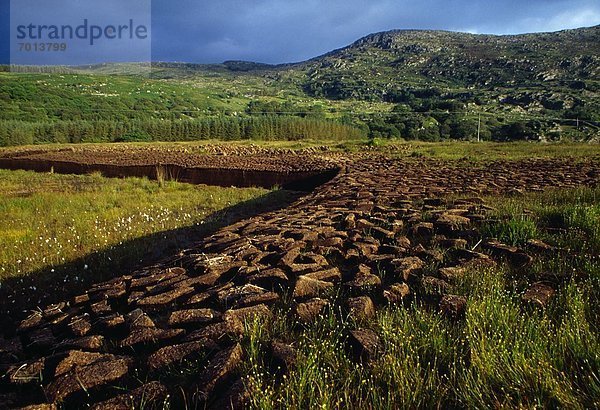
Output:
[241, 187, 600, 409]
[402, 140, 600, 160]
[0, 169, 300, 321]
[3, 139, 600, 159]
[0, 169, 271, 282]
[0, 142, 598, 408]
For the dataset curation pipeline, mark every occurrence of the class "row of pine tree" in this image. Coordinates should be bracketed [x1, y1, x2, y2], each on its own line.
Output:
[0, 116, 365, 146]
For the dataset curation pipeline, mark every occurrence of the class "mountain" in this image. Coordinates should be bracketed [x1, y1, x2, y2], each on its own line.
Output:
[150, 25, 600, 122]
[298, 26, 600, 101]
[1, 26, 599, 144]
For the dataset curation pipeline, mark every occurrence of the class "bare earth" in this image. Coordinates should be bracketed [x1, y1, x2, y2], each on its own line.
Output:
[1, 147, 599, 408]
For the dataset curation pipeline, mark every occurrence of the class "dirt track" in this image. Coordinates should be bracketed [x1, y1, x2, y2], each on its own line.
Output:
[1, 148, 599, 409]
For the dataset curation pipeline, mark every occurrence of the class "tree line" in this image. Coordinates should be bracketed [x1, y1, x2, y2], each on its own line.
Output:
[0, 116, 366, 146]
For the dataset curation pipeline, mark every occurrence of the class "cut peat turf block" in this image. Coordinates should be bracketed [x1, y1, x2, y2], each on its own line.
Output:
[347, 329, 381, 364]
[522, 282, 556, 309]
[439, 295, 468, 319]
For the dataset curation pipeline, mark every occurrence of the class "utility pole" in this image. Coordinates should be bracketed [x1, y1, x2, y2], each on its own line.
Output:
[477, 112, 481, 142]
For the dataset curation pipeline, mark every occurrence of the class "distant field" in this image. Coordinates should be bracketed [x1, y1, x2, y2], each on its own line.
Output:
[2, 139, 600, 159]
[399, 140, 600, 160]
[2, 44, 598, 146]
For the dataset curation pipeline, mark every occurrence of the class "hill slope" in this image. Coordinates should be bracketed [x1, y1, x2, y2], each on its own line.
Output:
[1, 26, 599, 144]
[302, 26, 600, 96]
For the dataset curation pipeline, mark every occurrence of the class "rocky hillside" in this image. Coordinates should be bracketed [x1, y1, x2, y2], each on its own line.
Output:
[299, 26, 600, 101]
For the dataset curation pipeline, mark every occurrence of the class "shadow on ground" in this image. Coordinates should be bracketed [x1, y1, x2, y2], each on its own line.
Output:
[0, 189, 305, 335]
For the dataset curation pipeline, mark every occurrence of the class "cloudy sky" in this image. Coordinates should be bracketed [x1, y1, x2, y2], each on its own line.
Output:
[1, 0, 599, 65]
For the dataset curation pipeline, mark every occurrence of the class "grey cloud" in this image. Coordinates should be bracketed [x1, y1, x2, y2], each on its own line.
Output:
[151, 0, 600, 63]
[4, 0, 598, 65]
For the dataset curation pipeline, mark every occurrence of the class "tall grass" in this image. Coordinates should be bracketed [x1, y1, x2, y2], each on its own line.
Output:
[0, 169, 268, 281]
[241, 186, 600, 409]
[401, 141, 600, 161]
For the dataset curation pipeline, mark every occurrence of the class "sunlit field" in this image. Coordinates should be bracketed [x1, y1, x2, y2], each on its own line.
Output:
[0, 142, 598, 409]
[0, 169, 270, 281]
[242, 187, 600, 409]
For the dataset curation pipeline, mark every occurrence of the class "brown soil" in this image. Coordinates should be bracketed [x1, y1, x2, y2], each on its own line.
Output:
[0, 145, 340, 190]
[0, 147, 599, 408]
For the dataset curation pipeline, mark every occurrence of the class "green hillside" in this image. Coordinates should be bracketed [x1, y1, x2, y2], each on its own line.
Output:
[1, 25, 599, 145]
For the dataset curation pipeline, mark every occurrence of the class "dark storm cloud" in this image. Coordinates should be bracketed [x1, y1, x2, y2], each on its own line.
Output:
[151, 0, 600, 63]
[1, 0, 599, 65]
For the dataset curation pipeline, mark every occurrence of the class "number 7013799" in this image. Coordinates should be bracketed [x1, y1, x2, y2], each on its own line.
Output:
[18, 43, 67, 52]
